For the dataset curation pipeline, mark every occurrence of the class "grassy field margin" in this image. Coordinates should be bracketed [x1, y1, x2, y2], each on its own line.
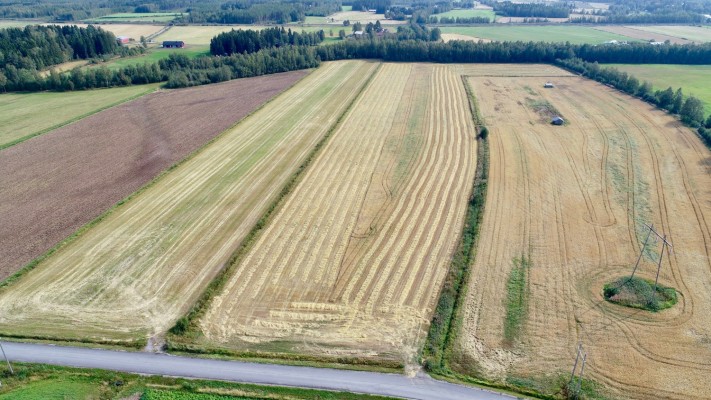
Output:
[422, 76, 488, 370]
[0, 72, 315, 346]
[0, 363, 395, 399]
[164, 64, 386, 367]
[0, 85, 157, 151]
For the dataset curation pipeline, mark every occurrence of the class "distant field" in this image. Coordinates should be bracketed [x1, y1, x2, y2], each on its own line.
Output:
[86, 12, 184, 23]
[595, 25, 692, 44]
[433, 8, 496, 20]
[634, 25, 711, 43]
[326, 10, 405, 25]
[98, 46, 210, 70]
[605, 64, 711, 113]
[199, 63, 477, 363]
[0, 84, 158, 149]
[0, 20, 31, 28]
[0, 62, 373, 343]
[155, 25, 268, 45]
[439, 25, 637, 44]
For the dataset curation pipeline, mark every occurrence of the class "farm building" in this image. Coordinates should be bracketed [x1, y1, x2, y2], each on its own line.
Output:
[544, 82, 554, 88]
[551, 116, 564, 125]
[163, 41, 185, 48]
[116, 36, 130, 45]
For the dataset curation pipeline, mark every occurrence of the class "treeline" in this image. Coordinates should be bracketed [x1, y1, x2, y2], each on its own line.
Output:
[0, 25, 118, 90]
[429, 15, 490, 24]
[210, 27, 324, 56]
[572, 11, 707, 24]
[349, 0, 390, 14]
[557, 58, 711, 131]
[573, 0, 711, 24]
[488, 1, 570, 18]
[0, 0, 192, 21]
[179, 0, 340, 24]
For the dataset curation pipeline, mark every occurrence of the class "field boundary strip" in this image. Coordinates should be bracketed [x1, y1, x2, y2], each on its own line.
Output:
[0, 85, 158, 151]
[0, 71, 315, 296]
[165, 64, 387, 367]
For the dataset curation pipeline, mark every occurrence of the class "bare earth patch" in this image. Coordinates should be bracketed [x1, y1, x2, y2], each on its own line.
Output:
[0, 71, 307, 279]
[595, 25, 692, 44]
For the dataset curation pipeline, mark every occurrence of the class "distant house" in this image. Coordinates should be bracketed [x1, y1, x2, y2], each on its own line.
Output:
[551, 116, 564, 125]
[163, 41, 185, 48]
[116, 36, 130, 45]
[544, 82, 554, 88]
[353, 31, 364, 37]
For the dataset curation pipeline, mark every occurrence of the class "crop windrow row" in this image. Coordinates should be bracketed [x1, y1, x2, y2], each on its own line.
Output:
[422, 76, 489, 371]
[166, 64, 383, 344]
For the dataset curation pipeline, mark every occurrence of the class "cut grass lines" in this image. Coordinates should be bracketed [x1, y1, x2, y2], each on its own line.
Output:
[198, 63, 477, 363]
[0, 61, 377, 343]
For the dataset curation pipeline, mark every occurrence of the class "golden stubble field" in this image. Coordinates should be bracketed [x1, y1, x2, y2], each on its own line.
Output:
[454, 66, 711, 399]
[199, 63, 477, 363]
[0, 61, 377, 342]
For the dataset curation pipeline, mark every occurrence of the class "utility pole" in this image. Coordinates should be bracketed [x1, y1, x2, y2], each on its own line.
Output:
[0, 342, 13, 375]
[653, 234, 672, 290]
[630, 224, 654, 280]
[569, 343, 586, 399]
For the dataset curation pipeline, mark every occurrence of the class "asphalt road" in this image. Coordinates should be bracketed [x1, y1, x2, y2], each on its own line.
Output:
[0, 341, 516, 400]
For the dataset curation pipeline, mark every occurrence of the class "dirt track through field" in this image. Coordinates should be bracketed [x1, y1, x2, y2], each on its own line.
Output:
[456, 68, 711, 399]
[200, 63, 477, 362]
[0, 62, 376, 341]
[0, 71, 307, 280]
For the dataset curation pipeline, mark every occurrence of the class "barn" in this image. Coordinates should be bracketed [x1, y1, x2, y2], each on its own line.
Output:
[544, 82, 554, 88]
[163, 41, 185, 48]
[116, 36, 130, 45]
[551, 116, 564, 125]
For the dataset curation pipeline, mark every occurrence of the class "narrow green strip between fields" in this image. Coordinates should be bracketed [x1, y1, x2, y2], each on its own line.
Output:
[504, 256, 530, 345]
[0, 85, 158, 151]
[164, 64, 384, 367]
[422, 76, 489, 371]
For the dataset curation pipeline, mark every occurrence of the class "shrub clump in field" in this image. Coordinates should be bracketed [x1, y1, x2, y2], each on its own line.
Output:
[603, 276, 677, 312]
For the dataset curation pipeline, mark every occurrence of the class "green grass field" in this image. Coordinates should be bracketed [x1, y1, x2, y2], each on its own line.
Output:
[439, 25, 638, 44]
[606, 64, 711, 114]
[433, 8, 496, 20]
[0, 20, 31, 29]
[0, 363, 395, 399]
[86, 12, 185, 22]
[98, 46, 209, 70]
[0, 84, 158, 149]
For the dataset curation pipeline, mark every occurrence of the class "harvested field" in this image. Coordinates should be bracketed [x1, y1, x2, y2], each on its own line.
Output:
[595, 25, 692, 44]
[633, 25, 711, 43]
[454, 63, 574, 77]
[154, 25, 268, 45]
[325, 10, 405, 25]
[0, 71, 307, 282]
[0, 84, 158, 149]
[199, 63, 477, 363]
[438, 25, 636, 44]
[0, 61, 374, 342]
[441, 33, 491, 43]
[454, 66, 711, 399]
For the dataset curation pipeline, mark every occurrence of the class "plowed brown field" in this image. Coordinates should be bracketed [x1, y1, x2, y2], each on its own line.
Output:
[0, 71, 307, 280]
[0, 61, 376, 342]
[199, 63, 478, 363]
[455, 66, 711, 399]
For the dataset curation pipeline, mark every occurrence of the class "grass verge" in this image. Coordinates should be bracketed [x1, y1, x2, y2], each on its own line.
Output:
[422, 76, 489, 371]
[164, 64, 383, 365]
[0, 363, 395, 399]
[603, 276, 677, 312]
[504, 256, 530, 346]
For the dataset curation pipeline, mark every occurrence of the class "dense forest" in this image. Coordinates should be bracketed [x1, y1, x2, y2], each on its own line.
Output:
[210, 27, 324, 56]
[178, 0, 341, 24]
[0, 0, 195, 20]
[573, 0, 711, 23]
[486, 1, 570, 18]
[0, 25, 117, 87]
